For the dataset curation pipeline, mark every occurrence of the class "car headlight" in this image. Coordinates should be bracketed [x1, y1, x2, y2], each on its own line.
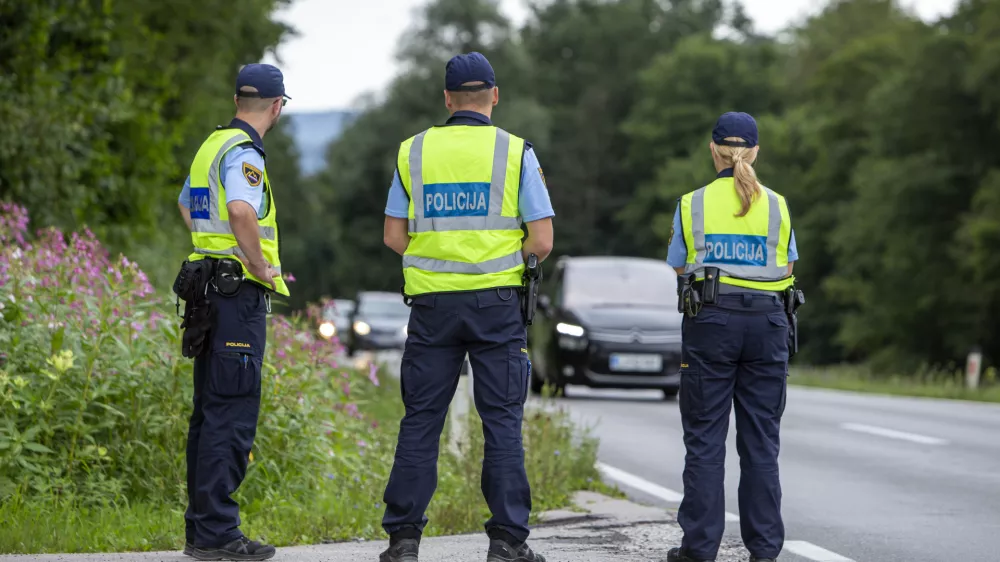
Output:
[353, 321, 371, 336]
[556, 323, 585, 337]
[318, 321, 336, 339]
[556, 322, 588, 350]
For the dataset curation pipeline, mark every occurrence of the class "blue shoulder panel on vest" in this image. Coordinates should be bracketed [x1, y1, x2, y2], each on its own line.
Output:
[189, 187, 211, 220]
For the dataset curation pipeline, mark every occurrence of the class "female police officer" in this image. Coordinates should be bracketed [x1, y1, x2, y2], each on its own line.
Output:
[664, 112, 798, 562]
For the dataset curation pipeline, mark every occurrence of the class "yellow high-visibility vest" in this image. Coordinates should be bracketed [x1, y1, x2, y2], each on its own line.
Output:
[680, 177, 795, 292]
[397, 125, 526, 296]
[186, 128, 289, 296]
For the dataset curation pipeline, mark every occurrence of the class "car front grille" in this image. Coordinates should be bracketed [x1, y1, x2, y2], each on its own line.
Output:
[588, 328, 682, 345]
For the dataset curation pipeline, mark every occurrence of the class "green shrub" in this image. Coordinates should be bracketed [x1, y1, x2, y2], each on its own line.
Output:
[0, 201, 388, 508]
[0, 202, 606, 554]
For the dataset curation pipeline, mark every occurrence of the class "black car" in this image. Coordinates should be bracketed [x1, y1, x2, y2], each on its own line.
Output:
[344, 291, 411, 354]
[528, 256, 683, 399]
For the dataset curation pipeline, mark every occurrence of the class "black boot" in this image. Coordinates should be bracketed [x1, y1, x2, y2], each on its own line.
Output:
[486, 538, 545, 562]
[191, 536, 275, 561]
[749, 557, 777, 562]
[379, 538, 419, 562]
[183, 542, 194, 556]
[665, 547, 715, 562]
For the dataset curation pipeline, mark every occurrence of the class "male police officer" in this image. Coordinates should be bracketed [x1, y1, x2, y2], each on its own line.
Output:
[176, 63, 290, 561]
[379, 52, 555, 562]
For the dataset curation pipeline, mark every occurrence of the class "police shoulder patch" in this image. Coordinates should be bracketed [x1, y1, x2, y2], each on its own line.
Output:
[538, 167, 546, 187]
[242, 162, 263, 187]
[669, 223, 675, 242]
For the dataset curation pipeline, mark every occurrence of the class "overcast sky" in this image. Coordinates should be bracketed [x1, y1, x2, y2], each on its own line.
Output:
[264, 0, 960, 113]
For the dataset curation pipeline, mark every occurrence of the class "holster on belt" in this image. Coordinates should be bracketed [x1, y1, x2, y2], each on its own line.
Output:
[521, 253, 542, 326]
[677, 273, 701, 318]
[783, 287, 806, 358]
[172, 260, 217, 358]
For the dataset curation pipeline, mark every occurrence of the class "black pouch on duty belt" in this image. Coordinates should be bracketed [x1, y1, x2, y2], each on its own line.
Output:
[214, 258, 245, 297]
[173, 260, 214, 303]
[172, 260, 217, 358]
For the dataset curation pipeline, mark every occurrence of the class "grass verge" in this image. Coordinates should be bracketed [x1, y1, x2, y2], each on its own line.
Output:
[791, 364, 1000, 403]
[0, 204, 611, 554]
[0, 372, 609, 553]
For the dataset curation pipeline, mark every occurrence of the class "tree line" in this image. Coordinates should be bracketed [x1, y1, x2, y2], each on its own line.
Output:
[0, 0, 297, 286]
[1, 0, 997, 372]
[278, 0, 1000, 372]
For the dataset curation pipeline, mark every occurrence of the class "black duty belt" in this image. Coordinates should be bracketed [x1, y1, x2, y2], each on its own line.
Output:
[692, 280, 781, 297]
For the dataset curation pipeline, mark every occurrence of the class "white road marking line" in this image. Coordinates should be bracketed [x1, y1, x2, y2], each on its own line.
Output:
[595, 462, 740, 522]
[784, 540, 855, 561]
[840, 422, 948, 445]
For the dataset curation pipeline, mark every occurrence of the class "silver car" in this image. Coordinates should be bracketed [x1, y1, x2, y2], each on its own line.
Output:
[345, 292, 411, 354]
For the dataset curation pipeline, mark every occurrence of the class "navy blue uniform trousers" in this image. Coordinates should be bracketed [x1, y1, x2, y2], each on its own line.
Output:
[382, 288, 533, 541]
[185, 283, 268, 547]
[678, 293, 788, 561]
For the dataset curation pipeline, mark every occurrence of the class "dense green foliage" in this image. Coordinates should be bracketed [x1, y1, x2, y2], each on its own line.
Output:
[276, 0, 1000, 372]
[3, 0, 997, 373]
[0, 0, 293, 287]
[0, 204, 604, 553]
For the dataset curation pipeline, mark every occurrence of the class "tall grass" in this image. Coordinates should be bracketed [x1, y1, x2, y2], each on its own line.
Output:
[791, 363, 1000, 402]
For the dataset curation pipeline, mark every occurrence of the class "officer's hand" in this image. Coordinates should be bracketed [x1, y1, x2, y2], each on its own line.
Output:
[264, 265, 279, 290]
[241, 257, 278, 291]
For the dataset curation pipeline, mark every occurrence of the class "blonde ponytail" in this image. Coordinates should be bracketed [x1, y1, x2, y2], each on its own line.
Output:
[716, 137, 762, 217]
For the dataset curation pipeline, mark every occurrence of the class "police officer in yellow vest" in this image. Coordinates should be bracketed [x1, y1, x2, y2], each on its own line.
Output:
[378, 52, 554, 562]
[664, 112, 800, 562]
[176, 63, 290, 562]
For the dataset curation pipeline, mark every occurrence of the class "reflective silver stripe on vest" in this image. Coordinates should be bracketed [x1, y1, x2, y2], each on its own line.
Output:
[407, 128, 519, 233]
[402, 250, 524, 275]
[409, 131, 428, 220]
[685, 186, 788, 281]
[487, 129, 510, 216]
[192, 247, 282, 275]
[190, 135, 275, 241]
[192, 221, 275, 240]
[408, 215, 522, 232]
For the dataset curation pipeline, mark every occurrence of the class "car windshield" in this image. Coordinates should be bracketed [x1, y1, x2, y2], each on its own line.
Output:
[563, 260, 678, 309]
[358, 297, 411, 317]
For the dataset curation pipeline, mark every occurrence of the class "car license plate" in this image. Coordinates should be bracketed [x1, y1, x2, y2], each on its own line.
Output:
[609, 353, 662, 372]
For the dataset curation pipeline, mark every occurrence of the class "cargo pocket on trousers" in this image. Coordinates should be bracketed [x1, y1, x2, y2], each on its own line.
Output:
[507, 345, 529, 404]
[778, 374, 788, 417]
[209, 352, 262, 397]
[399, 353, 414, 403]
[238, 286, 267, 324]
[766, 311, 792, 363]
[678, 364, 703, 418]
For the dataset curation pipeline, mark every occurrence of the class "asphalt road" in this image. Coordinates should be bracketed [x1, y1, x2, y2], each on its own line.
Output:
[554, 384, 1000, 562]
[363, 349, 1000, 561]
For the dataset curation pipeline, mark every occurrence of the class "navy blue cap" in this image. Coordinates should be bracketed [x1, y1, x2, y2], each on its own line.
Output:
[445, 52, 496, 92]
[712, 112, 758, 148]
[236, 63, 290, 99]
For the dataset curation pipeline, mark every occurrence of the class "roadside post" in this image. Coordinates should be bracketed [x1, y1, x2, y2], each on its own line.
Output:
[448, 353, 474, 456]
[966, 348, 983, 390]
